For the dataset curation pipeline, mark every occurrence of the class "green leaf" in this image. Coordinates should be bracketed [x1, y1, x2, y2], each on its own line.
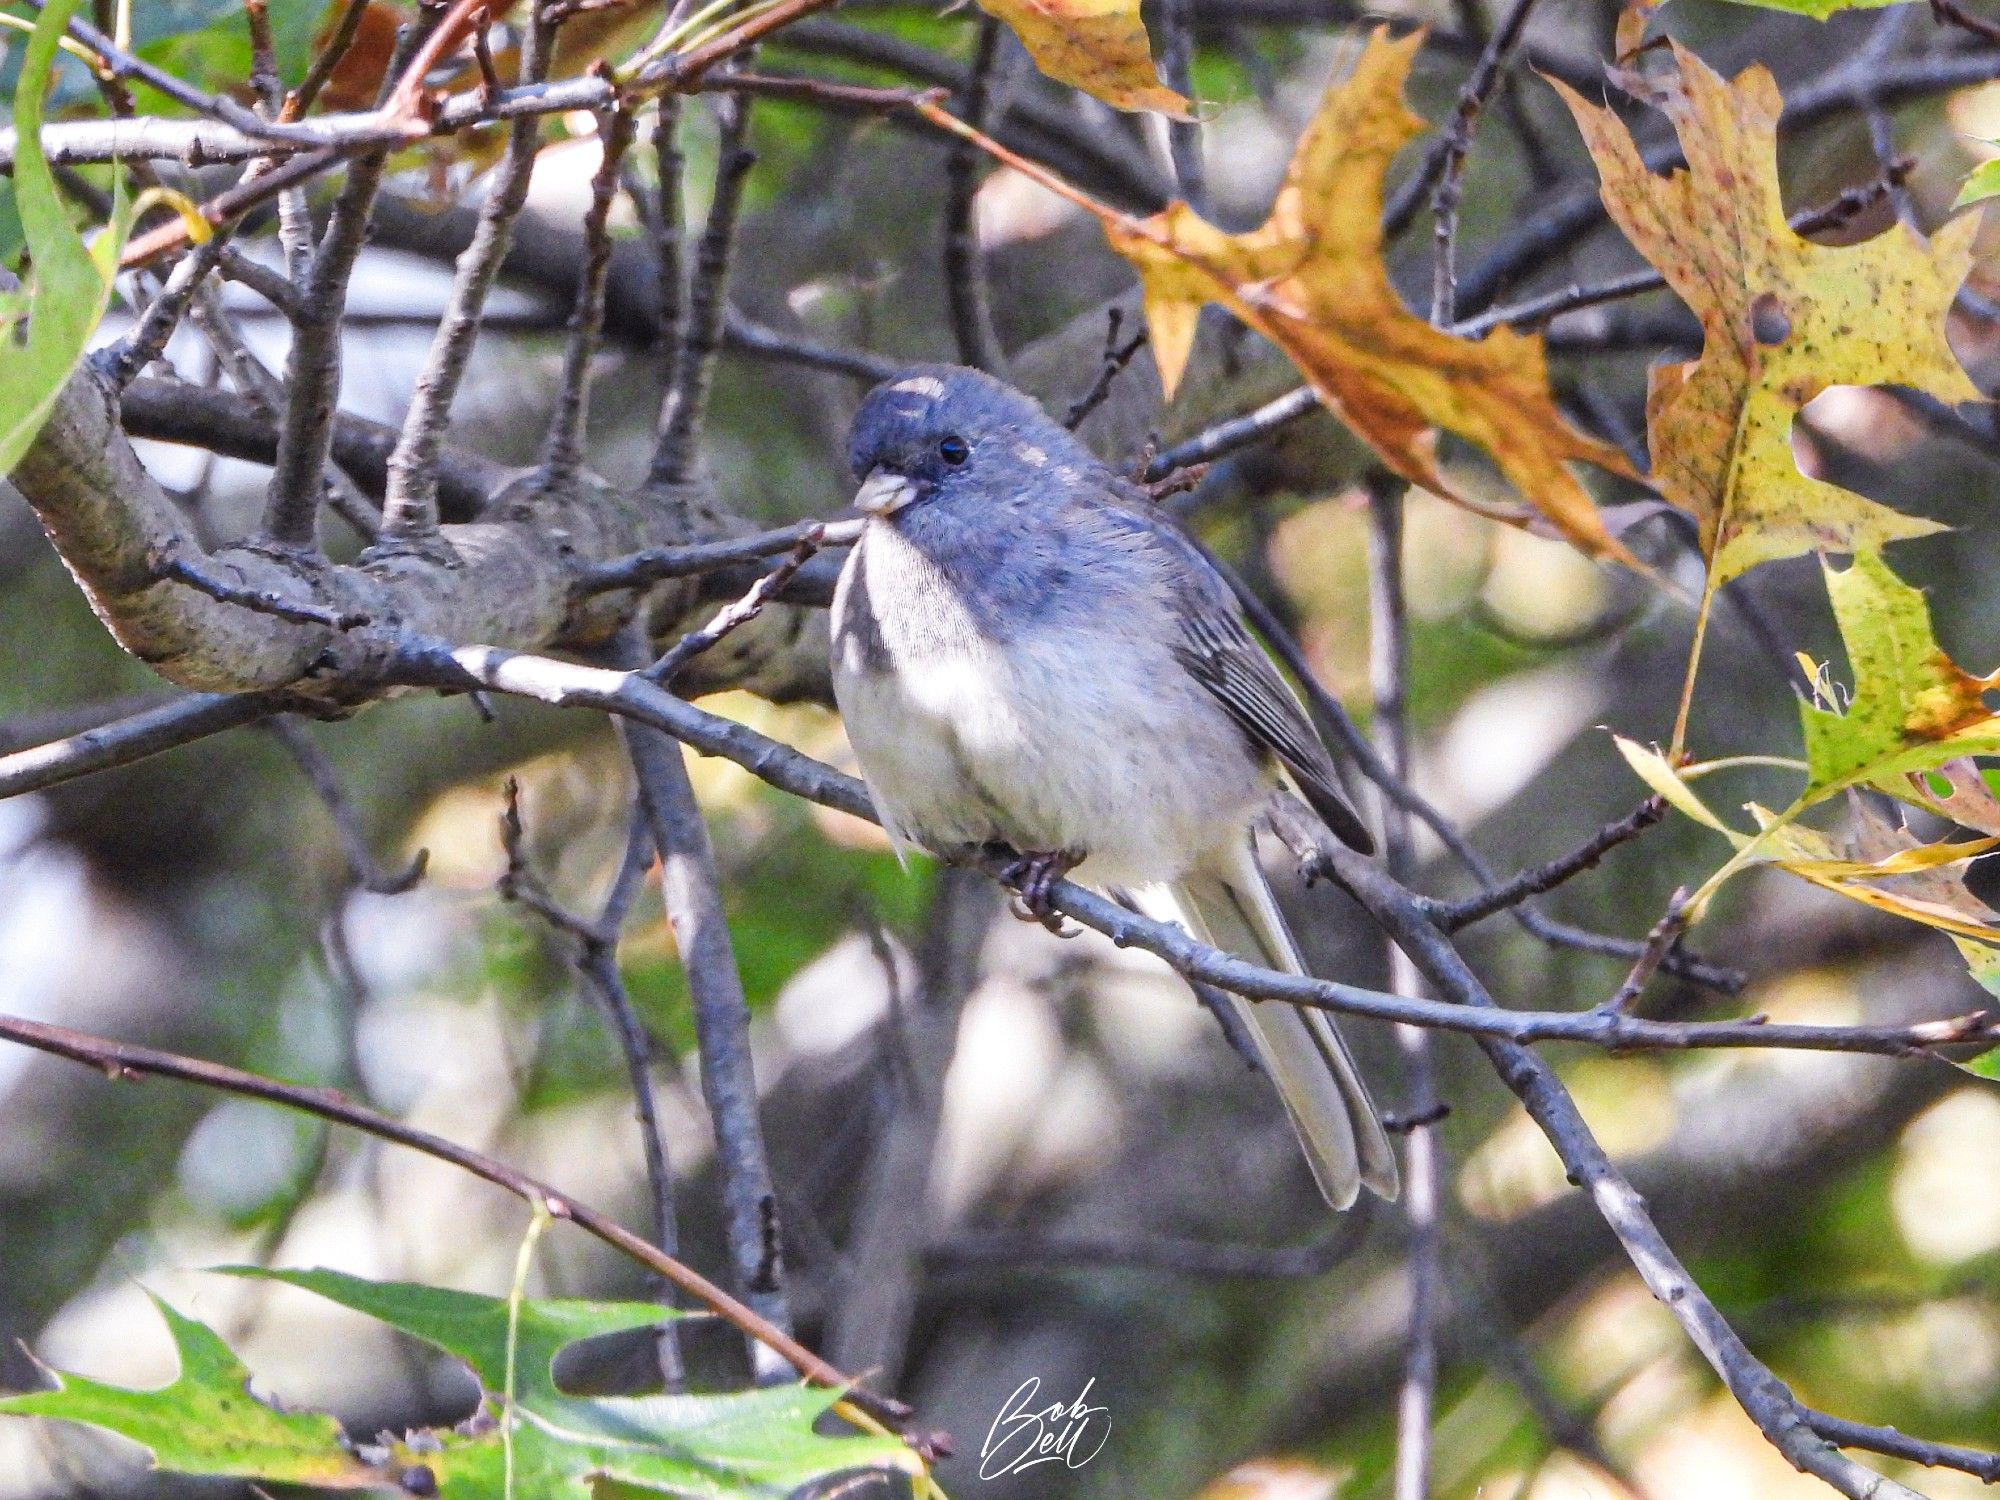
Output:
[1702, 0, 1913, 17]
[0, 1292, 372, 1486]
[230, 1268, 922, 1498]
[1956, 157, 2000, 211]
[224, 1265, 677, 1402]
[1799, 550, 2000, 802]
[1, 0, 130, 478]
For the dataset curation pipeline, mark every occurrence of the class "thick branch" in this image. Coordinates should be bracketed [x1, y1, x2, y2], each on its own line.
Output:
[13, 368, 829, 701]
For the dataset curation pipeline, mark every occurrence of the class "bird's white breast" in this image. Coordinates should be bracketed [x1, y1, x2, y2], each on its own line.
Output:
[831, 523, 1271, 887]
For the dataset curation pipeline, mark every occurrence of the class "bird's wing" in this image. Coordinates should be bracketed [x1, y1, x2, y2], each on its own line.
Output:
[1091, 488, 1376, 854]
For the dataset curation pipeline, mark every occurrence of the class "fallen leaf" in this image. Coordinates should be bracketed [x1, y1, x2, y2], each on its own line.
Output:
[974, 0, 1191, 117]
[920, 30, 1642, 565]
[1552, 45, 1980, 588]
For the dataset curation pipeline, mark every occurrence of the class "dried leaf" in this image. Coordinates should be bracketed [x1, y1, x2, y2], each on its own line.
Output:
[974, 0, 1191, 117]
[1902, 759, 2000, 836]
[923, 30, 1641, 563]
[1766, 798, 2000, 943]
[1550, 45, 1979, 587]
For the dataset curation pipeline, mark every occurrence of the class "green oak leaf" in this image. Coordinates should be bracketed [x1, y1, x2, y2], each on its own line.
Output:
[229, 1268, 921, 1498]
[0, 1292, 374, 1486]
[1706, 0, 1913, 17]
[1, 0, 130, 477]
[1957, 158, 2000, 211]
[1800, 549, 2000, 804]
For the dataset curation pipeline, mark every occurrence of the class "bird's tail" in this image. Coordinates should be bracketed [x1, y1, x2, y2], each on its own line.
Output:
[1135, 841, 1399, 1209]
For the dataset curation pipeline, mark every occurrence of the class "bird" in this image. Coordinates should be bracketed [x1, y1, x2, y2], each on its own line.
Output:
[827, 364, 1398, 1208]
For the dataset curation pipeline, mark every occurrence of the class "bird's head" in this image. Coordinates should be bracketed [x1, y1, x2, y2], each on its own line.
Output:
[845, 365, 1086, 519]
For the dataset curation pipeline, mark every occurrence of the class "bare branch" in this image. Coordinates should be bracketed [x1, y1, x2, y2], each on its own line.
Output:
[268, 719, 428, 895]
[380, 11, 557, 541]
[0, 692, 279, 802]
[1366, 475, 1444, 1500]
[611, 632, 793, 1377]
[498, 782, 685, 1389]
[653, 87, 757, 486]
[1429, 798, 1665, 930]
[942, 17, 1009, 374]
[382, 645, 1996, 1063]
[540, 107, 641, 486]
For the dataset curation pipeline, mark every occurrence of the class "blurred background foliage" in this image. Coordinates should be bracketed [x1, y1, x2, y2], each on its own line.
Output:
[4, 0, 2000, 1496]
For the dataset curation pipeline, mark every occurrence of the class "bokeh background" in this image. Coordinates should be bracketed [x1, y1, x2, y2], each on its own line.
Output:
[5, 1, 2000, 1496]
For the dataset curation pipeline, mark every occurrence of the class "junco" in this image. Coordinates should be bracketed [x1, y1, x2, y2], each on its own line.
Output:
[829, 366, 1398, 1208]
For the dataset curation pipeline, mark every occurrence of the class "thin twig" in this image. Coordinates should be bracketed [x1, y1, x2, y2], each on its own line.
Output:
[650, 96, 688, 368]
[541, 106, 640, 486]
[0, 693, 280, 802]
[1160, 0, 1208, 213]
[149, 540, 371, 630]
[498, 781, 686, 1389]
[1427, 0, 1544, 326]
[286, 0, 372, 118]
[1143, 386, 1320, 481]
[1368, 475, 1444, 1500]
[1597, 889, 1692, 1017]
[381, 8, 557, 540]
[1454, 158, 1916, 339]
[576, 518, 862, 597]
[642, 525, 837, 683]
[942, 17, 1009, 374]
[100, 229, 236, 389]
[261, 146, 392, 545]
[0, 1011, 909, 1427]
[652, 84, 757, 486]
[268, 719, 428, 895]
[1063, 309, 1148, 431]
[1429, 798, 1665, 930]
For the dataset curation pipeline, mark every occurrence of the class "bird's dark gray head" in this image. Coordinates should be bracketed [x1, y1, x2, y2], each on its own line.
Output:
[845, 365, 1092, 519]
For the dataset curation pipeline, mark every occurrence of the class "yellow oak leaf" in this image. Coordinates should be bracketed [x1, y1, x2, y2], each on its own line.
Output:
[915, 29, 1642, 566]
[973, 0, 1191, 118]
[1551, 44, 1981, 588]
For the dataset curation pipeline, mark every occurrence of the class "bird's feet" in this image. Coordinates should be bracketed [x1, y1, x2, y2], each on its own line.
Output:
[997, 847, 1082, 934]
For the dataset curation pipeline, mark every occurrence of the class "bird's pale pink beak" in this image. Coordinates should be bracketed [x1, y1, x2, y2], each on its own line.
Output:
[854, 468, 920, 516]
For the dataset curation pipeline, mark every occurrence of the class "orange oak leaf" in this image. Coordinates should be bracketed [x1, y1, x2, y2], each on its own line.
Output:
[1551, 44, 1981, 588]
[974, 0, 1191, 117]
[920, 28, 1641, 565]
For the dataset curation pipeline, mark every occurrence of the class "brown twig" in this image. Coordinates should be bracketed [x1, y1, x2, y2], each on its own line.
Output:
[1429, 798, 1666, 930]
[1597, 889, 1692, 1017]
[0, 1010, 910, 1426]
[642, 524, 837, 683]
[1063, 308, 1148, 430]
[942, 17, 1009, 374]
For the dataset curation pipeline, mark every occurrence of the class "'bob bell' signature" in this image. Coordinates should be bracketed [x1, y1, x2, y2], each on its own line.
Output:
[978, 1376, 1111, 1480]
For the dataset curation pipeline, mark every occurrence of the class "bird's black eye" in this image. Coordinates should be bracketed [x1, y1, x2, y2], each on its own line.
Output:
[937, 435, 969, 465]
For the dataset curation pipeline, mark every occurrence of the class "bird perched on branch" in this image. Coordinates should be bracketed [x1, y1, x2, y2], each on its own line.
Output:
[828, 365, 1397, 1208]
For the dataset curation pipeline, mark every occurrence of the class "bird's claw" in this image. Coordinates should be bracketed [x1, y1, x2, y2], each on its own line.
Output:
[1000, 849, 1080, 935]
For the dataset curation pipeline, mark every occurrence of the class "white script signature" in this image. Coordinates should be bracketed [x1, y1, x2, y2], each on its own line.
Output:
[978, 1376, 1111, 1480]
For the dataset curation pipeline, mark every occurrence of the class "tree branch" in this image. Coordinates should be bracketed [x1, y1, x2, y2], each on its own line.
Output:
[0, 1011, 909, 1428]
